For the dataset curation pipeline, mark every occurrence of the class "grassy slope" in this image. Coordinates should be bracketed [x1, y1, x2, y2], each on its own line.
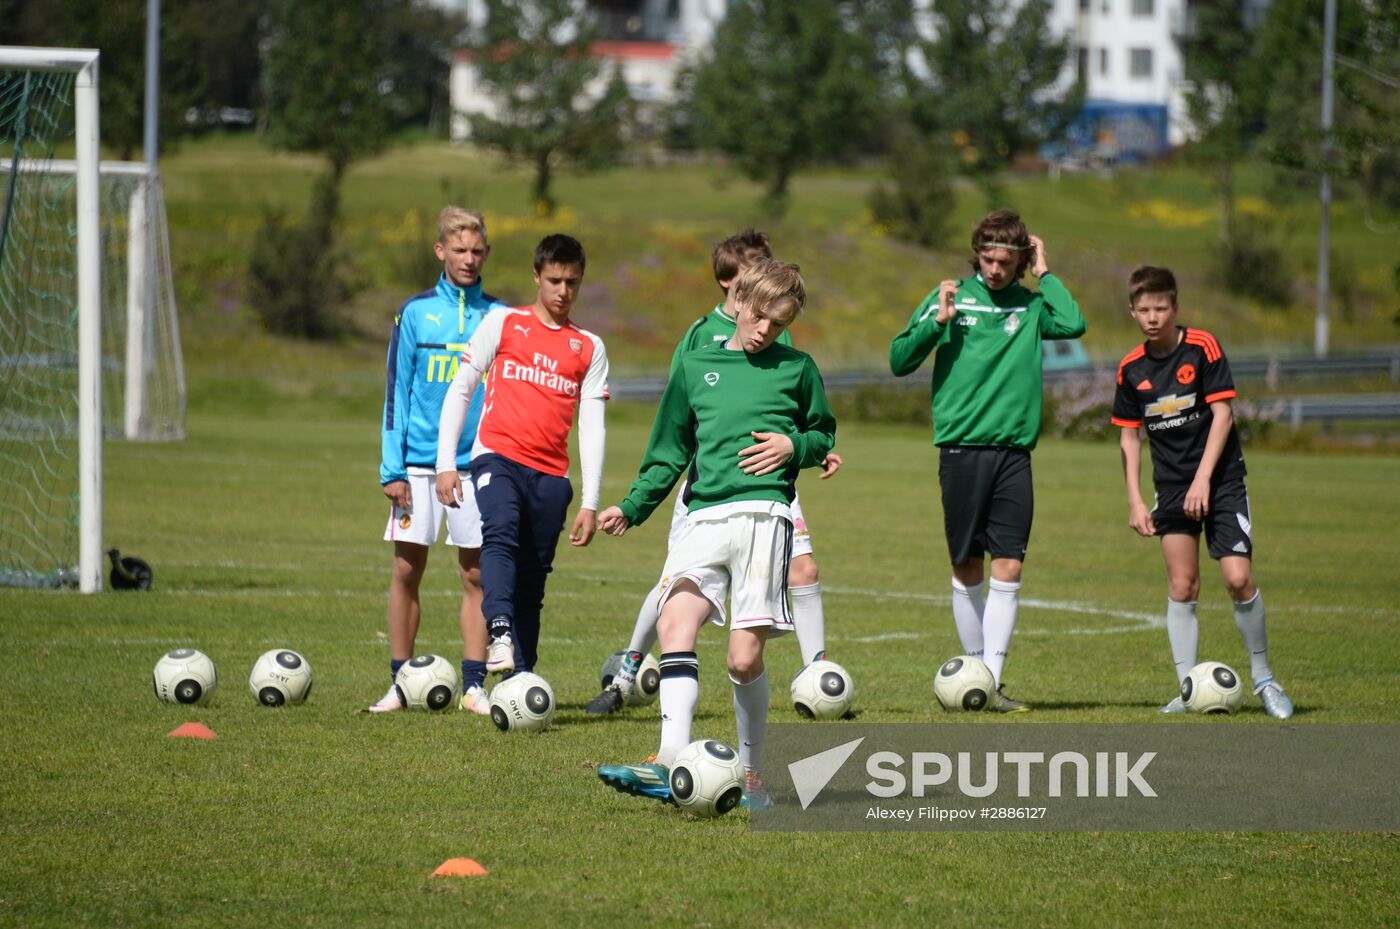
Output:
[162, 136, 1399, 388]
[1, 403, 1398, 928]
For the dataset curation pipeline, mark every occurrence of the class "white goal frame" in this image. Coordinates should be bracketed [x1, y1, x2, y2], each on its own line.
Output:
[0, 47, 103, 592]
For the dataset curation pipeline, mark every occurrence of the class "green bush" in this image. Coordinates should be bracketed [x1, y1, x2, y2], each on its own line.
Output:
[868, 130, 958, 248]
[1041, 369, 1116, 440]
[247, 173, 351, 340]
[828, 382, 931, 426]
[1215, 227, 1291, 306]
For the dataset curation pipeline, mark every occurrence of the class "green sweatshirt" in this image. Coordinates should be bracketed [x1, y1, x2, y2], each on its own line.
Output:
[618, 340, 836, 526]
[669, 303, 793, 372]
[888, 272, 1086, 450]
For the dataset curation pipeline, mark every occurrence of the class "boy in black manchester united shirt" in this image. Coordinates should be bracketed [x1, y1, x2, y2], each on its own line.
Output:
[1112, 265, 1293, 718]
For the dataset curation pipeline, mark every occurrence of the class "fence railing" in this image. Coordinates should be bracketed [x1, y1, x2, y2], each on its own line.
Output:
[608, 351, 1400, 428]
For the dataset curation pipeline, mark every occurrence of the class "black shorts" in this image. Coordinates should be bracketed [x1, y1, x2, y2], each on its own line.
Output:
[1152, 480, 1253, 560]
[938, 446, 1033, 565]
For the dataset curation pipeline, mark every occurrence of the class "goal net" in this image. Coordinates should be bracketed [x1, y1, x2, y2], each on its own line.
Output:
[1, 49, 185, 590]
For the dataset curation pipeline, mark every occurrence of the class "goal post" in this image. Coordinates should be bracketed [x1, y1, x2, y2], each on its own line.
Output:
[0, 47, 102, 591]
[3, 157, 189, 444]
[2, 48, 187, 593]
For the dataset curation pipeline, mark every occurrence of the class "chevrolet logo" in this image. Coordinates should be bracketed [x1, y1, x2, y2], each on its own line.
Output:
[1145, 392, 1196, 417]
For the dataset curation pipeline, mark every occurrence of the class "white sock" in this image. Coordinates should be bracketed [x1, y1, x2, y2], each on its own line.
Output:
[789, 583, 826, 663]
[656, 651, 699, 767]
[731, 669, 769, 774]
[1233, 590, 1273, 684]
[626, 580, 663, 656]
[981, 578, 1021, 686]
[1166, 598, 1199, 685]
[950, 578, 986, 657]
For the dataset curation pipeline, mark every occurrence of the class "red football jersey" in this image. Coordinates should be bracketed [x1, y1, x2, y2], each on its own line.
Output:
[460, 307, 609, 477]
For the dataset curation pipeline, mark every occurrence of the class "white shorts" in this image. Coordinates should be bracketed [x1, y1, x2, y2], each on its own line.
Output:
[382, 470, 482, 548]
[668, 484, 812, 558]
[658, 511, 794, 635]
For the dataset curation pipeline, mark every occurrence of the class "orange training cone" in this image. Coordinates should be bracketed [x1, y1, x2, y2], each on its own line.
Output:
[167, 722, 217, 740]
[432, 858, 488, 878]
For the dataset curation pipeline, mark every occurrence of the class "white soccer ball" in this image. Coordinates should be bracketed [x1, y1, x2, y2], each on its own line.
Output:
[489, 672, 555, 732]
[1181, 661, 1245, 715]
[394, 654, 460, 712]
[933, 655, 996, 712]
[248, 649, 313, 707]
[668, 739, 745, 818]
[598, 649, 661, 706]
[790, 659, 856, 720]
[152, 648, 218, 706]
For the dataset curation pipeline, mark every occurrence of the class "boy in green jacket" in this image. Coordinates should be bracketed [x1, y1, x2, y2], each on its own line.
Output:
[890, 209, 1086, 711]
[595, 258, 836, 810]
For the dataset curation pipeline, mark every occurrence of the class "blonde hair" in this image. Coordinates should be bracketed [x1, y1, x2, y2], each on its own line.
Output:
[732, 257, 806, 320]
[438, 206, 487, 243]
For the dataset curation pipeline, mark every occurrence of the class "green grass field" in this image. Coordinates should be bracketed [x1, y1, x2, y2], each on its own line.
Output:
[3, 399, 1399, 928]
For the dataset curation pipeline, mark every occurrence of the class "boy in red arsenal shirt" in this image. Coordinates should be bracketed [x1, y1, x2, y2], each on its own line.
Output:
[436, 234, 609, 689]
[1112, 265, 1292, 718]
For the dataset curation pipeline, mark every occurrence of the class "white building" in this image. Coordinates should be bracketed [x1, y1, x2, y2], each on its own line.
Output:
[447, 0, 726, 141]
[447, 0, 1265, 154]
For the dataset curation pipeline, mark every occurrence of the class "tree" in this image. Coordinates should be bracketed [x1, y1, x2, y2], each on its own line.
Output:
[179, 0, 270, 118]
[380, 0, 468, 134]
[902, 0, 1082, 206]
[468, 0, 633, 215]
[252, 0, 398, 338]
[682, 0, 885, 213]
[263, 0, 392, 181]
[2, 0, 204, 160]
[1251, 0, 1399, 199]
[1180, 1, 1271, 244]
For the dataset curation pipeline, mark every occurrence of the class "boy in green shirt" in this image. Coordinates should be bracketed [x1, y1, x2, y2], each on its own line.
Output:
[890, 209, 1086, 711]
[586, 230, 841, 715]
[595, 258, 836, 809]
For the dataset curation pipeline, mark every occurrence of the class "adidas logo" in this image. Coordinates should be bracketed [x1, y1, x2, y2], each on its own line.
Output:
[1233, 541, 1249, 553]
[1136, 379, 1153, 390]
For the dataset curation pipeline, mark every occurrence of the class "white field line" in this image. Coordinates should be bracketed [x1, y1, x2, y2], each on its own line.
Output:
[821, 584, 1164, 635]
[47, 579, 1388, 646]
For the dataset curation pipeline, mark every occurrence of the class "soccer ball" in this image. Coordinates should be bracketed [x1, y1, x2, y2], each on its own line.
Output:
[1181, 661, 1245, 715]
[152, 648, 218, 706]
[248, 649, 313, 706]
[669, 739, 744, 818]
[790, 659, 856, 720]
[394, 654, 460, 712]
[933, 655, 996, 712]
[489, 672, 555, 732]
[598, 649, 661, 706]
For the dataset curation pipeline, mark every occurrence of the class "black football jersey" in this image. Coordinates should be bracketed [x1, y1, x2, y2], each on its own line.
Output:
[1112, 326, 1246, 488]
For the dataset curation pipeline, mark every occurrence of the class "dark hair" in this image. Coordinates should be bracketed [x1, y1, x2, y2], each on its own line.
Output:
[1128, 265, 1178, 306]
[534, 234, 586, 273]
[712, 229, 772, 284]
[968, 209, 1032, 280]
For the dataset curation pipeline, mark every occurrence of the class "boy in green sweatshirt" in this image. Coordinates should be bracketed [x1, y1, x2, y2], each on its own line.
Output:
[595, 258, 836, 810]
[889, 209, 1086, 711]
